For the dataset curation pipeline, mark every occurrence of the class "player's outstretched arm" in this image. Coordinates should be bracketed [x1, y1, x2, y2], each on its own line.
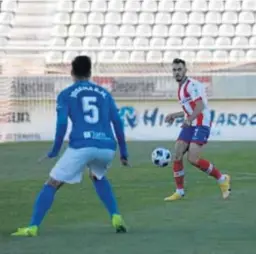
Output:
[47, 93, 68, 158]
[109, 95, 129, 166]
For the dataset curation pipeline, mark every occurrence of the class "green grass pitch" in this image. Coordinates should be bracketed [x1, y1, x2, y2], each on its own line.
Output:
[0, 141, 256, 254]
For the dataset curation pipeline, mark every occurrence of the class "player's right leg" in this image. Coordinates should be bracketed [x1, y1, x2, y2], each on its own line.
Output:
[89, 149, 127, 233]
[164, 127, 192, 201]
[12, 147, 89, 237]
[11, 178, 63, 237]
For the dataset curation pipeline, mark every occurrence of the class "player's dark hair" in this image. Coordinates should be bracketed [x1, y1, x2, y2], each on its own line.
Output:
[172, 58, 186, 66]
[71, 55, 92, 78]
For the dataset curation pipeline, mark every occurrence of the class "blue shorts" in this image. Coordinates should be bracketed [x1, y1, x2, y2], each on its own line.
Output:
[177, 126, 210, 145]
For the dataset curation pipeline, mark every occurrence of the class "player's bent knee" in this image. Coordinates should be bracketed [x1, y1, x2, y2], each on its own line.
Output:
[46, 178, 64, 189]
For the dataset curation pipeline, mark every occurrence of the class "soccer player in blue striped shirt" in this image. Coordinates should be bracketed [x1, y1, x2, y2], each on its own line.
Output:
[12, 55, 129, 236]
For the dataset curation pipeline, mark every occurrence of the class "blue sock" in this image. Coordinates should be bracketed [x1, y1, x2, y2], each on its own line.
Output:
[29, 184, 57, 227]
[93, 176, 119, 217]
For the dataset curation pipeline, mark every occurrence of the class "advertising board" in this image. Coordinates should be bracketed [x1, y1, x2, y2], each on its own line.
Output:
[0, 100, 255, 142]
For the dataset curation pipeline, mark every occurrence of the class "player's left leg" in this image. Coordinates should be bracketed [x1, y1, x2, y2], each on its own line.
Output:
[187, 126, 231, 199]
[89, 149, 127, 233]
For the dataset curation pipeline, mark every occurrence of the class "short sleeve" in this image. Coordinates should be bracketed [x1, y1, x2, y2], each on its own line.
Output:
[188, 82, 203, 102]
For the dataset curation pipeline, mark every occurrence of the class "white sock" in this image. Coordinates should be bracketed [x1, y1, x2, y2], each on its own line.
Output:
[176, 188, 185, 196]
[217, 175, 226, 184]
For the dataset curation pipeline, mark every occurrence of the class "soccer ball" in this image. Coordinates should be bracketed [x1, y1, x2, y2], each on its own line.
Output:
[151, 148, 172, 167]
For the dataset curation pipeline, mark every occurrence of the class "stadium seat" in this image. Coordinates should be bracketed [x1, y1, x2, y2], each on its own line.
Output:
[83, 37, 100, 47]
[238, 12, 255, 24]
[202, 24, 218, 37]
[53, 13, 70, 25]
[158, 0, 174, 12]
[163, 51, 180, 63]
[90, 0, 107, 12]
[119, 25, 136, 37]
[57, 1, 73, 13]
[155, 13, 171, 25]
[1, 0, 17, 12]
[246, 50, 256, 61]
[141, 0, 158, 12]
[85, 25, 101, 37]
[229, 50, 245, 62]
[100, 37, 115, 47]
[116, 37, 132, 47]
[215, 37, 231, 46]
[205, 12, 222, 24]
[105, 12, 121, 25]
[242, 0, 256, 11]
[249, 37, 256, 46]
[146, 51, 162, 63]
[172, 12, 188, 25]
[97, 51, 114, 63]
[183, 37, 199, 46]
[152, 25, 168, 37]
[235, 24, 251, 37]
[252, 25, 256, 36]
[208, 0, 224, 12]
[0, 12, 13, 26]
[186, 25, 201, 37]
[189, 12, 204, 25]
[133, 37, 149, 47]
[150, 37, 165, 47]
[166, 37, 182, 46]
[63, 51, 79, 63]
[68, 25, 84, 38]
[191, 0, 208, 12]
[108, 0, 124, 12]
[169, 25, 185, 37]
[180, 51, 196, 62]
[103, 25, 118, 37]
[136, 25, 152, 37]
[232, 37, 248, 46]
[88, 12, 104, 25]
[213, 50, 229, 62]
[74, 1, 90, 12]
[199, 37, 215, 46]
[219, 24, 235, 37]
[222, 12, 238, 24]
[196, 51, 212, 62]
[50, 38, 65, 46]
[225, 0, 241, 11]
[51, 25, 68, 37]
[114, 51, 130, 63]
[138, 12, 154, 25]
[71, 13, 87, 25]
[175, 0, 191, 12]
[66, 37, 82, 47]
[125, 0, 141, 12]
[0, 37, 7, 47]
[122, 12, 138, 25]
[130, 51, 145, 63]
[45, 51, 62, 64]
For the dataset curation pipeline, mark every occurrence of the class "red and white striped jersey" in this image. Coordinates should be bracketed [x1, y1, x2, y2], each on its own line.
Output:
[177, 77, 211, 127]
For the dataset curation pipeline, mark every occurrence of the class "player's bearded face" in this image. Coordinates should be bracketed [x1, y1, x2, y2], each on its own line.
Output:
[172, 64, 186, 82]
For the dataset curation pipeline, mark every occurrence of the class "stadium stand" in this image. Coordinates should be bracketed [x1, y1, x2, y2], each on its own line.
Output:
[0, 0, 256, 65]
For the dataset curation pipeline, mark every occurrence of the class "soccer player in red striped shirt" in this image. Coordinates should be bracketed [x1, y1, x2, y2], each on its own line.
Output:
[164, 58, 231, 201]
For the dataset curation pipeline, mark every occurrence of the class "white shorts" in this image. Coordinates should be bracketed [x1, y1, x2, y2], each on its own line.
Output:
[50, 147, 115, 184]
